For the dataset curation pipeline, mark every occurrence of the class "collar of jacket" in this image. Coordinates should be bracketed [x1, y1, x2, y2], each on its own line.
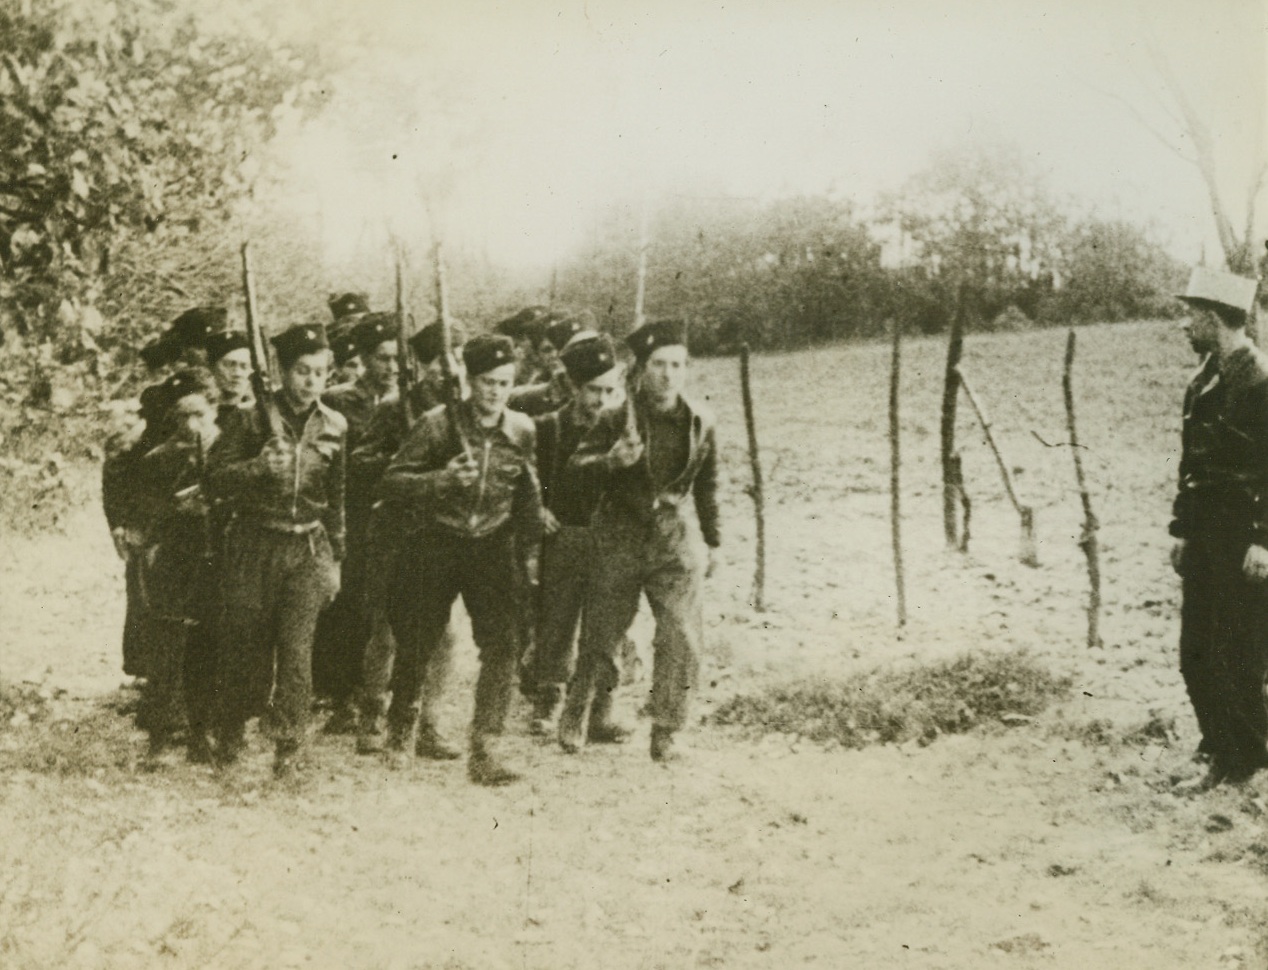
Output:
[637, 392, 714, 493]
[272, 391, 344, 438]
[457, 398, 533, 449]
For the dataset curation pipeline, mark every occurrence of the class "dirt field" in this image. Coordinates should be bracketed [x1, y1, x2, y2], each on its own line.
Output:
[2, 319, 1266, 969]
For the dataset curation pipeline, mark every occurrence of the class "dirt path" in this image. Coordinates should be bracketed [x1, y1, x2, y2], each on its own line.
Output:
[2, 320, 1266, 969]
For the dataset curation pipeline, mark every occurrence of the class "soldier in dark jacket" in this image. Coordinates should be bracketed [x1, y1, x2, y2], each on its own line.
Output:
[379, 334, 543, 785]
[1171, 266, 1268, 790]
[559, 319, 720, 762]
[207, 323, 346, 780]
[522, 332, 625, 734]
[314, 313, 399, 730]
[353, 321, 464, 758]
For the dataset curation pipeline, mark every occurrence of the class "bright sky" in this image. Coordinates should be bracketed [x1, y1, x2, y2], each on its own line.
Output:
[261, 0, 1266, 276]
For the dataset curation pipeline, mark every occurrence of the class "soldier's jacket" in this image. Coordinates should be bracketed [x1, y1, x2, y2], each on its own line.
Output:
[102, 404, 171, 536]
[570, 393, 720, 547]
[509, 373, 572, 418]
[379, 400, 543, 542]
[323, 378, 391, 451]
[350, 378, 447, 492]
[535, 403, 603, 528]
[1171, 345, 1268, 544]
[207, 392, 347, 559]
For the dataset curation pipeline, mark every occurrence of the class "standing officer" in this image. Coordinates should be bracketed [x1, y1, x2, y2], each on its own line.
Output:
[379, 333, 542, 785]
[559, 319, 720, 762]
[1171, 266, 1268, 790]
[314, 312, 398, 730]
[204, 329, 254, 416]
[522, 332, 624, 734]
[353, 320, 464, 758]
[207, 323, 346, 780]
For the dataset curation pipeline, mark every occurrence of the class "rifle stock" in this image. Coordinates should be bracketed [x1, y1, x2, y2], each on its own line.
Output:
[432, 242, 471, 458]
[240, 242, 275, 438]
[395, 251, 415, 428]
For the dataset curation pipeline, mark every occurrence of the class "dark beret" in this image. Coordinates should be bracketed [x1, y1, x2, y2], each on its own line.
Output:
[328, 292, 371, 322]
[409, 320, 466, 365]
[561, 332, 617, 384]
[204, 329, 251, 365]
[328, 325, 360, 367]
[495, 306, 549, 341]
[271, 323, 329, 365]
[627, 318, 687, 362]
[162, 367, 219, 405]
[138, 382, 173, 421]
[352, 312, 397, 355]
[463, 333, 516, 378]
[140, 337, 181, 371]
[168, 306, 227, 349]
[545, 316, 585, 351]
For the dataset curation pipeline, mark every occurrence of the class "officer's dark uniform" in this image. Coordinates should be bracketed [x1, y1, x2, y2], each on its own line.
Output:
[313, 313, 397, 720]
[1172, 344, 1268, 782]
[379, 334, 542, 785]
[206, 324, 346, 775]
[561, 319, 720, 761]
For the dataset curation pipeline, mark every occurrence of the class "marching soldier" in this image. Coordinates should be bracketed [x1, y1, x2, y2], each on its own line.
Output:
[496, 306, 551, 385]
[508, 315, 587, 417]
[379, 333, 542, 785]
[139, 306, 228, 371]
[1171, 266, 1268, 790]
[522, 332, 625, 735]
[314, 312, 399, 730]
[204, 329, 254, 417]
[207, 323, 346, 780]
[328, 292, 371, 386]
[559, 319, 720, 762]
[353, 320, 464, 758]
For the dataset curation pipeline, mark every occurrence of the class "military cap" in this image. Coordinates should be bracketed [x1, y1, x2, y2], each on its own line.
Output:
[626, 318, 687, 362]
[409, 320, 466, 365]
[328, 292, 371, 322]
[352, 312, 397, 355]
[1177, 267, 1258, 317]
[544, 316, 585, 351]
[271, 323, 329, 367]
[463, 333, 516, 378]
[140, 336, 181, 370]
[561, 332, 617, 384]
[328, 324, 360, 368]
[162, 367, 219, 405]
[204, 329, 250, 365]
[495, 306, 548, 341]
[138, 382, 173, 421]
[168, 306, 228, 349]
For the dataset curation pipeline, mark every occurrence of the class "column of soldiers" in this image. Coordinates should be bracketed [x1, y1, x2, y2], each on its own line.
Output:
[102, 293, 720, 786]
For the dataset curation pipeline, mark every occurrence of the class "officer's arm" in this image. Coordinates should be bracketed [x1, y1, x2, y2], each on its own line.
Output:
[205, 408, 270, 502]
[567, 410, 621, 471]
[513, 425, 546, 544]
[325, 429, 347, 561]
[378, 413, 458, 506]
[693, 423, 721, 549]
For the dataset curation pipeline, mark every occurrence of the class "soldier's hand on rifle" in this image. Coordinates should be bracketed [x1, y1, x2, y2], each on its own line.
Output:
[541, 507, 561, 536]
[445, 451, 481, 488]
[605, 430, 644, 470]
[261, 437, 294, 477]
[1170, 539, 1187, 576]
[1243, 543, 1268, 583]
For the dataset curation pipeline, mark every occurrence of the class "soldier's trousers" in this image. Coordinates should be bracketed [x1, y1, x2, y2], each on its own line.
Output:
[1180, 533, 1268, 773]
[574, 506, 705, 732]
[216, 524, 339, 746]
[388, 527, 520, 737]
[122, 559, 151, 678]
[525, 525, 594, 696]
[312, 535, 370, 706]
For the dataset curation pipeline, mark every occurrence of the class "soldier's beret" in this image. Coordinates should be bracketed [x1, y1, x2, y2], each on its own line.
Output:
[1177, 267, 1258, 318]
[561, 332, 617, 384]
[495, 306, 548, 341]
[463, 334, 516, 377]
[140, 336, 181, 371]
[328, 292, 371, 322]
[328, 325, 360, 367]
[138, 382, 173, 421]
[204, 329, 250, 365]
[352, 312, 397, 355]
[271, 323, 329, 366]
[409, 320, 466, 365]
[545, 316, 585, 351]
[162, 367, 219, 405]
[167, 306, 228, 349]
[626, 318, 687, 362]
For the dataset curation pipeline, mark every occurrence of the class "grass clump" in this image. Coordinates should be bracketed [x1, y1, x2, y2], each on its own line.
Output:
[711, 649, 1070, 749]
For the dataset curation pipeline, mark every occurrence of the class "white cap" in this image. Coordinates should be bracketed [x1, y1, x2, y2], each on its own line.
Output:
[1178, 266, 1259, 315]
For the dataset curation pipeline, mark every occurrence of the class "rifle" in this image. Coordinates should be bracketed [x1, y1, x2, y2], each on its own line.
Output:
[240, 242, 275, 438]
[394, 249, 415, 429]
[432, 242, 471, 458]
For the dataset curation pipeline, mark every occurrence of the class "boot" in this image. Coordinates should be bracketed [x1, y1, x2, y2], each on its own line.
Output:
[385, 717, 417, 768]
[468, 733, 522, 787]
[587, 687, 631, 745]
[214, 721, 247, 769]
[273, 738, 305, 782]
[557, 675, 595, 755]
[322, 698, 360, 735]
[650, 725, 680, 763]
[529, 684, 564, 737]
[186, 727, 215, 765]
[357, 704, 388, 755]
[416, 719, 462, 761]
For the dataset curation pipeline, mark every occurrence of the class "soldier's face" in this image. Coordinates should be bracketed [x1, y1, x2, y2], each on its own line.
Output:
[213, 348, 252, 399]
[575, 367, 624, 422]
[470, 363, 516, 417]
[1181, 309, 1220, 354]
[639, 345, 688, 405]
[364, 340, 399, 392]
[171, 393, 218, 445]
[282, 352, 330, 408]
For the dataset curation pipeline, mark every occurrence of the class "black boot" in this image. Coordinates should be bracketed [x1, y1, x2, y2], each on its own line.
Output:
[587, 687, 631, 745]
[529, 683, 564, 736]
[468, 733, 522, 787]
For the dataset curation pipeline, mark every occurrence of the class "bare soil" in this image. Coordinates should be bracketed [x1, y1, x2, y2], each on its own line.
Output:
[1, 319, 1266, 969]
